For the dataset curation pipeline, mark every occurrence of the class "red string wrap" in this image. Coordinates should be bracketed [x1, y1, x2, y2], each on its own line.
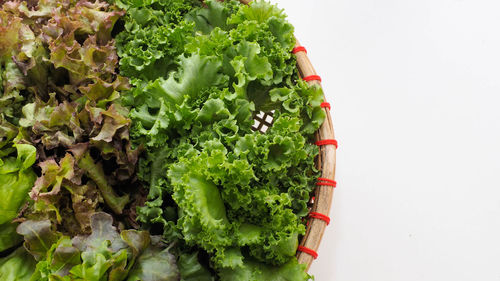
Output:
[318, 177, 336, 183]
[292, 46, 307, 54]
[303, 75, 322, 83]
[316, 177, 337, 188]
[316, 182, 337, 187]
[297, 246, 318, 259]
[320, 102, 331, 110]
[309, 212, 331, 225]
[315, 139, 338, 148]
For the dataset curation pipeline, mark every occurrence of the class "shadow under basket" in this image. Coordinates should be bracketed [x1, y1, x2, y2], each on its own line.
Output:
[240, 0, 338, 272]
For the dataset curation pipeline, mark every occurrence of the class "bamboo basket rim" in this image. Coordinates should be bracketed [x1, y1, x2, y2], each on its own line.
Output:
[238, 0, 338, 272]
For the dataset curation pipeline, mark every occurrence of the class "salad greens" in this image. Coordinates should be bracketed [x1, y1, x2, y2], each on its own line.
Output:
[0, 247, 36, 281]
[0, 0, 325, 280]
[17, 212, 178, 281]
[0, 142, 37, 252]
[116, 0, 324, 279]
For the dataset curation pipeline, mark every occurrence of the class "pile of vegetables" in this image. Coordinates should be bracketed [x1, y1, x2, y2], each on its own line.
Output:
[0, 0, 325, 280]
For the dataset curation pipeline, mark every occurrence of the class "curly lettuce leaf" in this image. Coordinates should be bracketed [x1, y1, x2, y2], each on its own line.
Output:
[186, 0, 240, 34]
[167, 137, 308, 265]
[143, 53, 226, 107]
[129, 53, 226, 147]
[115, 0, 201, 81]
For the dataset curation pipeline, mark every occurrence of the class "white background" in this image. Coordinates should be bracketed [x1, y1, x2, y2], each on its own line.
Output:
[270, 0, 500, 280]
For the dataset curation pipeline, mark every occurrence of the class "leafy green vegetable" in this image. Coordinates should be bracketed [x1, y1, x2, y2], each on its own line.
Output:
[219, 257, 310, 281]
[16, 219, 60, 261]
[0, 0, 140, 236]
[0, 0, 151, 278]
[0, 0, 323, 280]
[0, 247, 37, 281]
[0, 142, 37, 251]
[116, 0, 324, 280]
[178, 252, 214, 281]
[16, 212, 179, 281]
[126, 236, 179, 281]
[114, 0, 202, 82]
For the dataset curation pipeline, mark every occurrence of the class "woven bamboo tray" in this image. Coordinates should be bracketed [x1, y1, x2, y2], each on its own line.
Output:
[240, 0, 338, 272]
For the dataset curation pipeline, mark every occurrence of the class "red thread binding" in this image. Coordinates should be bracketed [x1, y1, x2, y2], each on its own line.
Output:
[292, 46, 307, 54]
[309, 212, 331, 225]
[297, 246, 318, 259]
[315, 139, 338, 148]
[303, 75, 322, 82]
[316, 177, 337, 187]
[317, 177, 336, 184]
[320, 102, 331, 110]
